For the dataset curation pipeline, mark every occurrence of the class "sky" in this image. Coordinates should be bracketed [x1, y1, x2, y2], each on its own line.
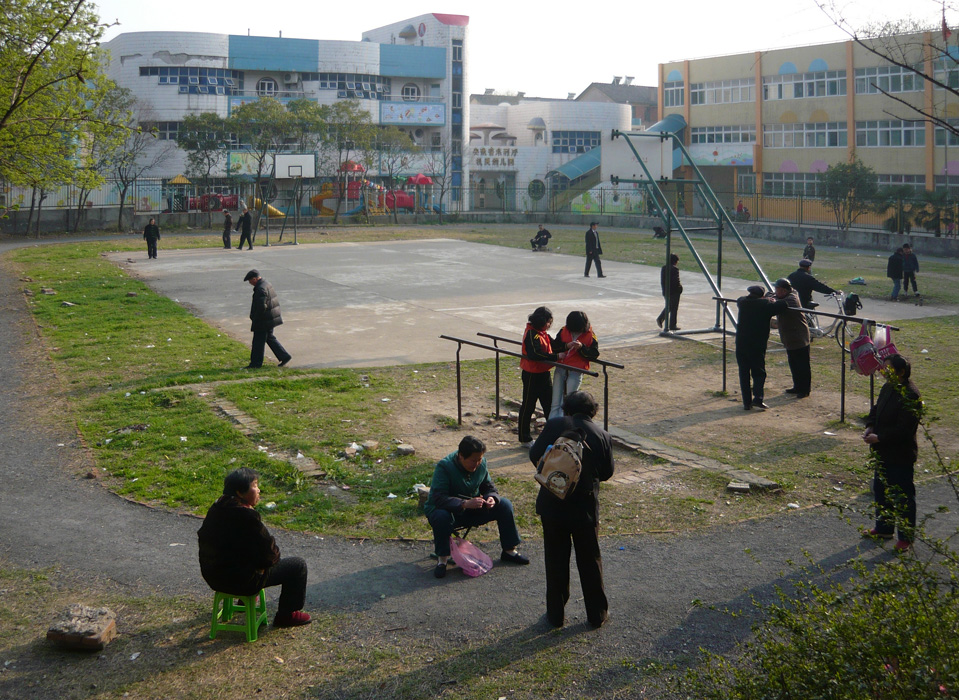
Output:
[92, 0, 945, 99]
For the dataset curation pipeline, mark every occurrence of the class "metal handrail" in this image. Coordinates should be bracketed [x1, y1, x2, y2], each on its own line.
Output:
[438, 335, 600, 429]
[475, 332, 624, 431]
[714, 296, 900, 422]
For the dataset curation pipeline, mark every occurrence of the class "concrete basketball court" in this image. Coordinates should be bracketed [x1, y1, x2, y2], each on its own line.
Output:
[110, 238, 948, 368]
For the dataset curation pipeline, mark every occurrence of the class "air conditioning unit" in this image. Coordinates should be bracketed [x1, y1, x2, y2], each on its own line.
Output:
[283, 72, 299, 84]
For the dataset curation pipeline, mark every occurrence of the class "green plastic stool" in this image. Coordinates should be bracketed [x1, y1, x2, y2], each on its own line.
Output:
[210, 589, 268, 642]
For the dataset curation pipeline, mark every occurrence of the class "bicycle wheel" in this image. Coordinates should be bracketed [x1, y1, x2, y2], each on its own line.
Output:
[835, 320, 853, 353]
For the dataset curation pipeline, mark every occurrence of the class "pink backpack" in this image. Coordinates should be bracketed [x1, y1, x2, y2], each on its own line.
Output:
[849, 323, 883, 376]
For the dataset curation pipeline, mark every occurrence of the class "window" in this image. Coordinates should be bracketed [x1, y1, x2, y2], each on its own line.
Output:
[763, 122, 847, 148]
[402, 83, 420, 101]
[452, 39, 463, 62]
[935, 119, 959, 146]
[762, 70, 846, 100]
[935, 174, 959, 196]
[855, 120, 925, 147]
[663, 81, 684, 108]
[257, 78, 278, 96]
[689, 78, 756, 105]
[763, 173, 822, 196]
[878, 174, 925, 192]
[690, 125, 756, 144]
[855, 65, 923, 94]
[738, 173, 756, 194]
[934, 59, 959, 89]
[551, 130, 601, 154]
[154, 122, 181, 140]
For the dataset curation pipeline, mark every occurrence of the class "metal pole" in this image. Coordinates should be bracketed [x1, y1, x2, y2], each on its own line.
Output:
[840, 321, 847, 422]
[456, 344, 463, 425]
[603, 366, 610, 432]
[716, 218, 724, 329]
[662, 224, 672, 335]
[493, 339, 501, 419]
[721, 300, 727, 394]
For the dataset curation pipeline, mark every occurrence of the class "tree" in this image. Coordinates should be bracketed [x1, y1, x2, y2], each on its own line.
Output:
[421, 138, 458, 222]
[319, 100, 376, 223]
[112, 101, 176, 231]
[286, 98, 329, 155]
[0, 0, 115, 218]
[820, 159, 880, 231]
[229, 97, 290, 213]
[372, 126, 417, 223]
[69, 80, 132, 232]
[177, 112, 233, 226]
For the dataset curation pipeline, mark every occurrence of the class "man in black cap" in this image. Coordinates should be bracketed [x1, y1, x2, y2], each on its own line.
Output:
[236, 206, 253, 250]
[787, 258, 837, 311]
[735, 285, 777, 410]
[771, 277, 811, 398]
[244, 270, 292, 369]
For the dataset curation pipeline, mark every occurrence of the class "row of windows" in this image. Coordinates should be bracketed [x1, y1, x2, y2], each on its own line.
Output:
[306, 73, 391, 100]
[551, 131, 601, 154]
[762, 122, 847, 148]
[763, 172, 822, 196]
[878, 174, 926, 192]
[762, 70, 847, 100]
[690, 78, 756, 105]
[139, 66, 244, 90]
[855, 120, 925, 147]
[663, 81, 684, 107]
[854, 65, 923, 94]
[690, 125, 756, 144]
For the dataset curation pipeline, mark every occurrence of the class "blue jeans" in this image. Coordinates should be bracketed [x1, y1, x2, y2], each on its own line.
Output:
[549, 367, 584, 420]
[428, 497, 521, 557]
[890, 278, 901, 299]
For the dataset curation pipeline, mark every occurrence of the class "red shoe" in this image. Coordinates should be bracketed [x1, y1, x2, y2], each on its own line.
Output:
[862, 528, 894, 540]
[893, 540, 912, 553]
[274, 610, 311, 628]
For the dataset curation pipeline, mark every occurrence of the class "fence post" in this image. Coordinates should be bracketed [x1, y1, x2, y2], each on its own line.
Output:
[798, 192, 803, 226]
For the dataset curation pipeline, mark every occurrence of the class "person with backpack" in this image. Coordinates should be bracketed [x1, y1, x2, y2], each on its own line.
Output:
[886, 247, 904, 300]
[529, 391, 614, 628]
[549, 311, 599, 420]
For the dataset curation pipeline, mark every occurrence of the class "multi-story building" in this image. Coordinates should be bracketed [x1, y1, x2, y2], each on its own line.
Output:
[658, 32, 945, 202]
[101, 13, 468, 207]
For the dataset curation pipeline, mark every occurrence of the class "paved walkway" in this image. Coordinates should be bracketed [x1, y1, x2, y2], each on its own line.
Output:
[1, 237, 956, 682]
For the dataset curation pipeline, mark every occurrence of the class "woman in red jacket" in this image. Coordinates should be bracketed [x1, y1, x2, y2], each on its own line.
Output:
[519, 306, 558, 448]
[549, 311, 599, 420]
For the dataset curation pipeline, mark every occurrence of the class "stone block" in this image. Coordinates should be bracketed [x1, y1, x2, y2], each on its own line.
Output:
[47, 604, 117, 651]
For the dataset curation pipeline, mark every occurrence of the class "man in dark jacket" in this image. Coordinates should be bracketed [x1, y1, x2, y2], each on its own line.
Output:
[887, 247, 904, 300]
[197, 467, 310, 627]
[901, 243, 919, 297]
[244, 269, 292, 369]
[425, 435, 528, 578]
[656, 253, 683, 330]
[530, 391, 614, 628]
[787, 259, 836, 310]
[584, 222, 605, 277]
[236, 206, 253, 250]
[222, 210, 233, 249]
[736, 285, 777, 410]
[143, 218, 160, 259]
[770, 278, 811, 397]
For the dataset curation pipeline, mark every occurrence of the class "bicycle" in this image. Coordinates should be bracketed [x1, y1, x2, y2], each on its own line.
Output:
[806, 291, 858, 352]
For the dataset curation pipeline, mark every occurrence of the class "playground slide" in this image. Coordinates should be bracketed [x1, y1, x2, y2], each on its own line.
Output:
[344, 195, 366, 216]
[247, 197, 286, 218]
[308, 193, 336, 215]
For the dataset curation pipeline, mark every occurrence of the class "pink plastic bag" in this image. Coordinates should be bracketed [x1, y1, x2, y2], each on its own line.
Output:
[449, 536, 493, 577]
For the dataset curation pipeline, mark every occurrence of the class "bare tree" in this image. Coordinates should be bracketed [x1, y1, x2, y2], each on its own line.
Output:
[421, 139, 457, 222]
[113, 102, 176, 231]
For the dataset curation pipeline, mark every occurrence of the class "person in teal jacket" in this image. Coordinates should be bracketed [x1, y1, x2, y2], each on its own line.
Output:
[425, 435, 529, 578]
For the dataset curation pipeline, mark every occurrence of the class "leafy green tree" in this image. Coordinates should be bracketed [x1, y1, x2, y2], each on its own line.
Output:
[229, 97, 290, 211]
[913, 189, 954, 236]
[0, 0, 113, 217]
[286, 98, 329, 156]
[820, 159, 879, 231]
[876, 184, 918, 234]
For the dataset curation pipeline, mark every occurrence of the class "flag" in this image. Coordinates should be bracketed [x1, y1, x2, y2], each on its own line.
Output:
[944, 12, 953, 42]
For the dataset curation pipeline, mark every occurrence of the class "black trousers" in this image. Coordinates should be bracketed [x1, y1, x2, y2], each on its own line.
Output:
[519, 370, 552, 442]
[902, 272, 918, 293]
[250, 329, 291, 367]
[264, 556, 308, 618]
[146, 240, 158, 258]
[584, 252, 603, 276]
[657, 293, 681, 329]
[786, 345, 811, 394]
[427, 497, 521, 558]
[238, 230, 253, 249]
[223, 230, 232, 248]
[736, 346, 767, 406]
[873, 460, 916, 541]
[541, 515, 607, 627]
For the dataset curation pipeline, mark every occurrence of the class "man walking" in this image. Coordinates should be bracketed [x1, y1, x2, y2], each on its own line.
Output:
[771, 278, 811, 398]
[736, 286, 777, 410]
[901, 243, 919, 298]
[236, 206, 253, 250]
[584, 222, 605, 278]
[656, 253, 682, 330]
[244, 269, 292, 369]
[887, 247, 904, 300]
[222, 210, 233, 249]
